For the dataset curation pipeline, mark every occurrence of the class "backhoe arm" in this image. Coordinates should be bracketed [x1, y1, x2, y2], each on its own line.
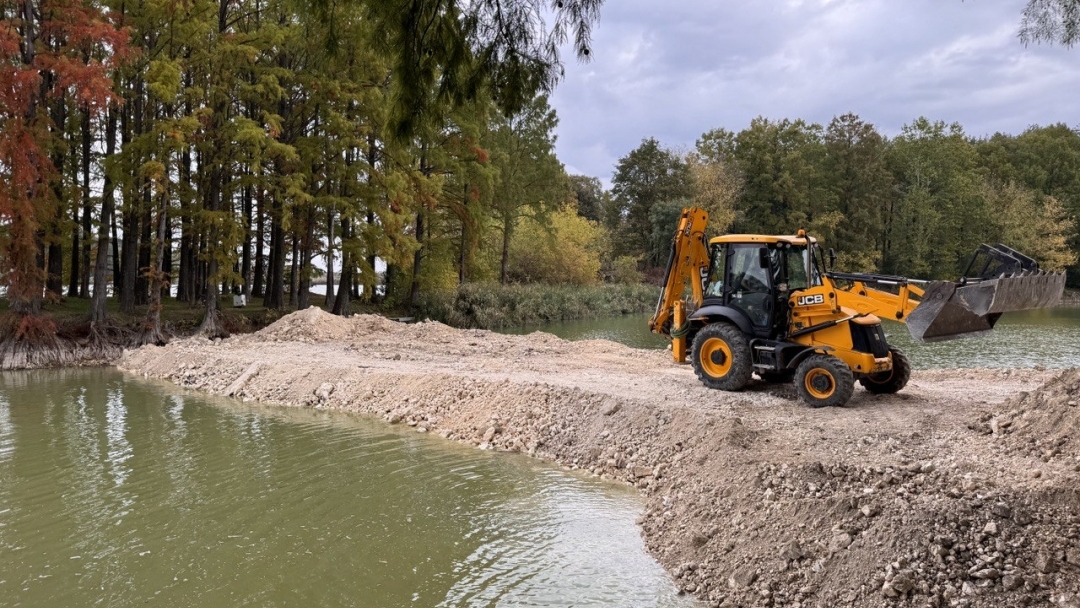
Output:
[827, 272, 925, 322]
[648, 208, 710, 354]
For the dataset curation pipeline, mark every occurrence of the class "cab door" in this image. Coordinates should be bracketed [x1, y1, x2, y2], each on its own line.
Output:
[725, 244, 775, 333]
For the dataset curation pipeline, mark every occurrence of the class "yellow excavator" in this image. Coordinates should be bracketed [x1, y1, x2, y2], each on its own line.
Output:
[649, 207, 1066, 407]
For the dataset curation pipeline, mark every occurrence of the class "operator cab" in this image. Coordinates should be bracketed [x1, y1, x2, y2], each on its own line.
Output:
[702, 235, 822, 338]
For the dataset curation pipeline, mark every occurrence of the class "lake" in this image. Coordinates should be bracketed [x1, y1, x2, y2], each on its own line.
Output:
[0, 369, 697, 608]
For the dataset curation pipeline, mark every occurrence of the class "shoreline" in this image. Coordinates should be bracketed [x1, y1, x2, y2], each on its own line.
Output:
[116, 307, 1080, 608]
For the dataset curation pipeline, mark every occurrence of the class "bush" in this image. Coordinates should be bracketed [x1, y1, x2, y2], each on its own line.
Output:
[609, 255, 643, 284]
[416, 282, 657, 329]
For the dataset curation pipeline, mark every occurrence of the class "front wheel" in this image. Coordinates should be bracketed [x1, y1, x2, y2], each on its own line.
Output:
[795, 354, 855, 408]
[691, 322, 753, 391]
[859, 348, 911, 394]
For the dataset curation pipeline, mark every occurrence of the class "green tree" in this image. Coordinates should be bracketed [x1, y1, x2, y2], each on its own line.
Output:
[569, 175, 605, 222]
[358, 0, 603, 139]
[884, 118, 983, 278]
[487, 95, 567, 284]
[609, 137, 691, 264]
[823, 113, 893, 271]
[721, 118, 834, 238]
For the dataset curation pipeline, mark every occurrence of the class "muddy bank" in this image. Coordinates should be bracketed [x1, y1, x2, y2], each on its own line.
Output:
[119, 308, 1080, 608]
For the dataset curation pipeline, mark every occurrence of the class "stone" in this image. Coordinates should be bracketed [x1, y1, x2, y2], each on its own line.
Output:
[602, 400, 622, 416]
[632, 466, 654, 479]
[829, 532, 854, 552]
[990, 503, 1011, 519]
[1067, 547, 1080, 565]
[482, 426, 497, 443]
[1001, 574, 1022, 591]
[861, 504, 880, 518]
[729, 565, 758, 588]
[972, 568, 1000, 580]
[983, 521, 999, 536]
[890, 572, 914, 594]
[779, 540, 805, 562]
[1035, 553, 1058, 574]
[315, 382, 335, 401]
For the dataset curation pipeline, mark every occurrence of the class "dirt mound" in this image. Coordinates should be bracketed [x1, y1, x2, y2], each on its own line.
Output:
[118, 312, 1080, 608]
[984, 369, 1080, 464]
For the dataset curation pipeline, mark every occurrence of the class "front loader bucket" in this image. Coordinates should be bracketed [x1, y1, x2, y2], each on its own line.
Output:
[907, 271, 1066, 342]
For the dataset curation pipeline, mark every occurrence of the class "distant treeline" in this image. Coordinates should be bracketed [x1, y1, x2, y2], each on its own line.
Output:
[586, 116, 1079, 286]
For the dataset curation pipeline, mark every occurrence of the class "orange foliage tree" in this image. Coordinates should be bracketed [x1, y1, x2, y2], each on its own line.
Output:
[0, 0, 129, 316]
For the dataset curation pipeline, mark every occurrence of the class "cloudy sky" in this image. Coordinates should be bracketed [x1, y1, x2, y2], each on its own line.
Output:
[548, 0, 1079, 186]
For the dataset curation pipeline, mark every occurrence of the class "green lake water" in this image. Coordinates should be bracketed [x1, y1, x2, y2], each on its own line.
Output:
[0, 369, 698, 608]
[504, 308, 1080, 369]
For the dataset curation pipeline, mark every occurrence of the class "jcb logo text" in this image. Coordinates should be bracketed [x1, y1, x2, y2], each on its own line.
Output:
[797, 294, 825, 306]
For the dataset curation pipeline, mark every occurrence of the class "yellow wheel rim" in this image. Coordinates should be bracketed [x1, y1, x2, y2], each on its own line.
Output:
[699, 338, 733, 378]
[804, 369, 836, 399]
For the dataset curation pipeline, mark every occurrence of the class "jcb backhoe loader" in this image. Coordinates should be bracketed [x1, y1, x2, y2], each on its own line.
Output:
[649, 207, 1066, 407]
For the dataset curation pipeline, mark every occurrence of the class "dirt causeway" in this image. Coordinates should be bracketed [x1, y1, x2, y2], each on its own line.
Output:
[119, 308, 1080, 608]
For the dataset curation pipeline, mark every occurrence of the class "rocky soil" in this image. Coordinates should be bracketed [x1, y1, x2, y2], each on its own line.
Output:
[119, 307, 1080, 608]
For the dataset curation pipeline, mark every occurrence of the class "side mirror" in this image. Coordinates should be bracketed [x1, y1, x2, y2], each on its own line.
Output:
[828, 248, 837, 270]
[758, 247, 771, 269]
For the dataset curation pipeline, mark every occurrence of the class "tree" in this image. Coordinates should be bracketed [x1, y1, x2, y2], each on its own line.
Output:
[1020, 0, 1080, 46]
[823, 113, 893, 271]
[569, 174, 605, 222]
[981, 181, 1077, 271]
[609, 137, 691, 264]
[884, 118, 983, 278]
[358, 0, 603, 139]
[0, 0, 128, 319]
[508, 204, 603, 284]
[487, 95, 567, 284]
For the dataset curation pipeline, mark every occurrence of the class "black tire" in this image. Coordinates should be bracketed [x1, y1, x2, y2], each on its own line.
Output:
[758, 370, 796, 384]
[795, 354, 855, 408]
[691, 322, 753, 391]
[859, 348, 911, 394]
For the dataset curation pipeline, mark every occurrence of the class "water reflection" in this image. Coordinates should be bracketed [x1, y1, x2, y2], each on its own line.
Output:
[0, 369, 697, 608]
[0, 394, 12, 462]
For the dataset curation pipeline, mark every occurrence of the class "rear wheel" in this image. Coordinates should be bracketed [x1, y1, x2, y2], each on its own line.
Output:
[795, 354, 854, 408]
[691, 323, 753, 391]
[859, 348, 911, 394]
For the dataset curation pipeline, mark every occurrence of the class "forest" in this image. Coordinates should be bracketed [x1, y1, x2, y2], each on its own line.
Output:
[1, 0, 1078, 352]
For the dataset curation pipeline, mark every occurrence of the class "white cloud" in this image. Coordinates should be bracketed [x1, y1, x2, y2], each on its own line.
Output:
[550, 1, 1080, 187]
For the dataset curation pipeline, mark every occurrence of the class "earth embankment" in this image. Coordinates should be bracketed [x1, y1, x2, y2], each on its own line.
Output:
[119, 307, 1080, 608]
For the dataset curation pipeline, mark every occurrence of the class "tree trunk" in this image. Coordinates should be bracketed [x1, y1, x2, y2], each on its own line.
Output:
[265, 191, 286, 309]
[141, 181, 169, 345]
[297, 204, 314, 310]
[119, 98, 138, 314]
[500, 215, 512, 285]
[79, 108, 92, 298]
[332, 217, 351, 315]
[90, 106, 118, 324]
[288, 232, 299, 307]
[253, 180, 265, 298]
[409, 210, 425, 309]
[241, 181, 252, 297]
[324, 205, 334, 308]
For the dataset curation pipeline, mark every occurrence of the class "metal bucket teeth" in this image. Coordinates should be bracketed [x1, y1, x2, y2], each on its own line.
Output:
[906, 271, 1065, 342]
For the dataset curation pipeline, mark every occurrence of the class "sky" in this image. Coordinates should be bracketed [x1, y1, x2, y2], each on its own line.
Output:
[548, 0, 1080, 187]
